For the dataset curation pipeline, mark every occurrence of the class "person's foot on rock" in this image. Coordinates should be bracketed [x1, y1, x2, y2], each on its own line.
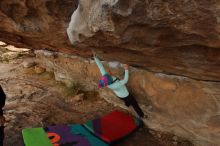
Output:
[139, 114, 147, 122]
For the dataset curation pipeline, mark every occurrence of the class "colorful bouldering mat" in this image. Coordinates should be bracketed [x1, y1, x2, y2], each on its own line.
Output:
[83, 111, 142, 143]
[22, 111, 142, 146]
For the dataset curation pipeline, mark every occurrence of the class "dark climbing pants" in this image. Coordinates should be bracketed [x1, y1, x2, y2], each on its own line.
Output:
[120, 94, 144, 118]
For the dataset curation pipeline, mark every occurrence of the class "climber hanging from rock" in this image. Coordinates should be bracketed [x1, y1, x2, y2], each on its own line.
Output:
[92, 50, 145, 119]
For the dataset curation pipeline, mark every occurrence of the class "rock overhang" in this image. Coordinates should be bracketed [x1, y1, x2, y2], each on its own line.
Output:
[0, 0, 220, 81]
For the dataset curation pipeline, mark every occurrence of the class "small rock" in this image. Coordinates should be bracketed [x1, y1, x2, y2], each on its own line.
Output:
[22, 60, 36, 68]
[172, 141, 178, 145]
[149, 130, 156, 135]
[67, 93, 85, 103]
[172, 136, 178, 141]
[157, 133, 162, 138]
[73, 93, 85, 102]
[54, 72, 66, 81]
[34, 66, 46, 74]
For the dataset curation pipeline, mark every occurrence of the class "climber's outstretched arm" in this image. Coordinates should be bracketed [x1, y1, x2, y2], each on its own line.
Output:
[94, 56, 107, 76]
[120, 64, 129, 85]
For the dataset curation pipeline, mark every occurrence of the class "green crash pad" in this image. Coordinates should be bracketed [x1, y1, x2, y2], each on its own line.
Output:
[22, 128, 53, 146]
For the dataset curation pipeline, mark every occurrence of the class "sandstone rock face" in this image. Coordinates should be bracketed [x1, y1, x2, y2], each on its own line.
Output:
[1, 1, 220, 146]
[67, 0, 220, 81]
[0, 0, 78, 52]
[35, 50, 220, 146]
[0, 0, 219, 81]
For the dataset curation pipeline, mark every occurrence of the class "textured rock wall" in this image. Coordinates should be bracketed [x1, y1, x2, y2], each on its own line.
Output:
[0, 0, 220, 81]
[67, 0, 220, 81]
[35, 50, 220, 146]
[0, 0, 78, 52]
[1, 1, 220, 145]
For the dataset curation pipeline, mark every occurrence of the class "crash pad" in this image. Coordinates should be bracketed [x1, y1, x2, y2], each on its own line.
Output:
[22, 111, 142, 146]
[22, 128, 53, 146]
[44, 124, 108, 146]
[83, 111, 142, 143]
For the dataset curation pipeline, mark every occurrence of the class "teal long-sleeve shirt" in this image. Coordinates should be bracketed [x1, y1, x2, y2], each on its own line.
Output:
[94, 56, 129, 98]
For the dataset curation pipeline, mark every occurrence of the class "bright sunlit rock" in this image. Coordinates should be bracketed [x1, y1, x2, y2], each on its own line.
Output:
[0, 41, 6, 46]
[4, 45, 30, 52]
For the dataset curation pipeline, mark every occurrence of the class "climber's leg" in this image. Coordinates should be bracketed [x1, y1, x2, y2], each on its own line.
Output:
[120, 94, 144, 118]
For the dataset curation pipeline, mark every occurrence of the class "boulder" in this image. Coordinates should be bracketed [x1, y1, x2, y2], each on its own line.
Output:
[35, 50, 220, 146]
[0, 0, 219, 81]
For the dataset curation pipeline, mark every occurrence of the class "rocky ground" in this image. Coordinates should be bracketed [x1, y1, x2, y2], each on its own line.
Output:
[0, 44, 193, 146]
